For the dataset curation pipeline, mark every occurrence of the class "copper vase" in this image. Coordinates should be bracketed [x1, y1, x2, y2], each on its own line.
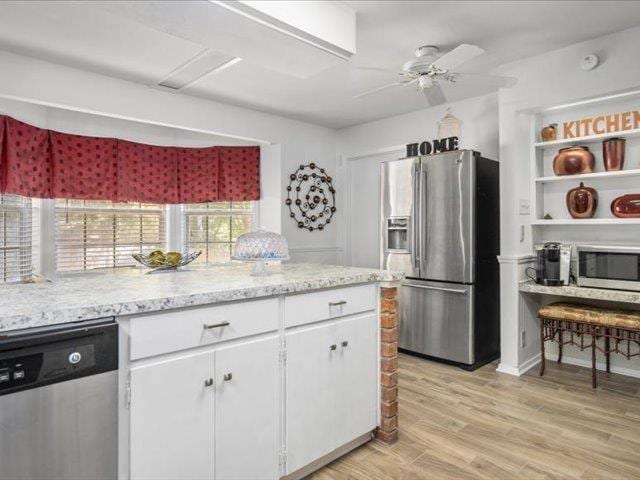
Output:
[611, 194, 640, 218]
[553, 146, 595, 176]
[540, 124, 557, 142]
[566, 182, 598, 219]
[603, 137, 625, 171]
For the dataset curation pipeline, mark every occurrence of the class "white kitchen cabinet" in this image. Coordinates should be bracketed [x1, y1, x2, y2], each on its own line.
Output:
[334, 314, 378, 447]
[214, 336, 279, 480]
[285, 313, 378, 475]
[129, 350, 215, 480]
[121, 283, 381, 480]
[285, 322, 336, 473]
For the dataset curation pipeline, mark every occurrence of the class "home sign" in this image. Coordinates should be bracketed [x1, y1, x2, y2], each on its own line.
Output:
[563, 109, 640, 138]
[406, 136, 459, 157]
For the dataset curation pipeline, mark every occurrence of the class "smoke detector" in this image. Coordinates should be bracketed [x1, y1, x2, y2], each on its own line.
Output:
[580, 54, 599, 71]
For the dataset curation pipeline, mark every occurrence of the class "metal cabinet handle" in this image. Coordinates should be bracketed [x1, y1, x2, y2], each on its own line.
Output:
[341, 340, 349, 348]
[203, 321, 230, 330]
[223, 373, 233, 381]
[329, 344, 337, 351]
[204, 378, 214, 387]
[329, 301, 347, 307]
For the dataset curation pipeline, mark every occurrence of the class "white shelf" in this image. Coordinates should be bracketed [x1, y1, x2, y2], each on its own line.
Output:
[534, 127, 640, 150]
[534, 168, 640, 184]
[531, 218, 640, 226]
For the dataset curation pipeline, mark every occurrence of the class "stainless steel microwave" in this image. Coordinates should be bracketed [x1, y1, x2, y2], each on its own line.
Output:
[576, 245, 640, 291]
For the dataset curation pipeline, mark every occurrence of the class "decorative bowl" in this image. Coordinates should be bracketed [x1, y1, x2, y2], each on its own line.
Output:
[132, 251, 201, 273]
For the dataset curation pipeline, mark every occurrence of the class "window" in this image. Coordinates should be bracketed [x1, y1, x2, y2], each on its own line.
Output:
[0, 195, 33, 283]
[185, 202, 255, 264]
[55, 200, 166, 272]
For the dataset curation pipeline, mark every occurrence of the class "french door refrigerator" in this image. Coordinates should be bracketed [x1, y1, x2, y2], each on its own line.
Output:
[380, 150, 499, 370]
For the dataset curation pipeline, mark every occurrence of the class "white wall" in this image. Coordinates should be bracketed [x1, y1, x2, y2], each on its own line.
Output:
[497, 25, 640, 376]
[0, 50, 340, 263]
[337, 93, 499, 160]
[336, 93, 499, 267]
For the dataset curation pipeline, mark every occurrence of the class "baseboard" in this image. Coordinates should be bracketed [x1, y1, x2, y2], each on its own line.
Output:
[496, 353, 541, 377]
[496, 363, 521, 376]
[546, 354, 640, 380]
[500, 353, 640, 379]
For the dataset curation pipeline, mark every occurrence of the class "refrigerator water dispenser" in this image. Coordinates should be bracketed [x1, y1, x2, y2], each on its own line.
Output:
[386, 217, 409, 251]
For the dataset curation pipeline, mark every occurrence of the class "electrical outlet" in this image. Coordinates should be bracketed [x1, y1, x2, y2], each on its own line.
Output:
[520, 330, 526, 348]
[518, 199, 530, 216]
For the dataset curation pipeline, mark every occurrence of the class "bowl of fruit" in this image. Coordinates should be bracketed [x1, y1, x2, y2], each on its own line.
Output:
[132, 250, 201, 273]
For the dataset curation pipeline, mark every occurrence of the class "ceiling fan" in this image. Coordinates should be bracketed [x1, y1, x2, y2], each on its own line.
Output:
[354, 44, 515, 105]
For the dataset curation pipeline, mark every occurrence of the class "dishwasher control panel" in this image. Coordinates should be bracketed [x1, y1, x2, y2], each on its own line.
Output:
[0, 352, 43, 390]
[0, 320, 117, 395]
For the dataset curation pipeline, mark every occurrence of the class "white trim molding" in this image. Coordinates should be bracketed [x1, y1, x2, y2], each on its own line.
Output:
[545, 354, 640, 380]
[497, 253, 535, 264]
[497, 353, 541, 377]
[498, 252, 538, 376]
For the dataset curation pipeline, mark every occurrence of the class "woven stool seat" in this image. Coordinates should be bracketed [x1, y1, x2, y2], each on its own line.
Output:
[539, 302, 640, 330]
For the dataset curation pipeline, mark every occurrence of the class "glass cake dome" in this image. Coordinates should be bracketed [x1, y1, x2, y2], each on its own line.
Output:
[232, 227, 290, 276]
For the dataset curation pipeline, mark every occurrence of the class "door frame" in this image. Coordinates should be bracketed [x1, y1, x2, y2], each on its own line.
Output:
[340, 145, 405, 267]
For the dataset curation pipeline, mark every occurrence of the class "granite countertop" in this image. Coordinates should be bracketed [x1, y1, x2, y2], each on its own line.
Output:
[519, 280, 640, 304]
[0, 263, 403, 333]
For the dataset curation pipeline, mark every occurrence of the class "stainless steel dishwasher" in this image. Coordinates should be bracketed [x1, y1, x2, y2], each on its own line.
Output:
[0, 319, 118, 480]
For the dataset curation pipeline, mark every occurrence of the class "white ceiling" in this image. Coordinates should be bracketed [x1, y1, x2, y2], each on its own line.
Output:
[0, 1, 639, 128]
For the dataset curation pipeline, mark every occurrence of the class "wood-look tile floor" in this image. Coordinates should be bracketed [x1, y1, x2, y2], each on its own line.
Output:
[309, 353, 640, 480]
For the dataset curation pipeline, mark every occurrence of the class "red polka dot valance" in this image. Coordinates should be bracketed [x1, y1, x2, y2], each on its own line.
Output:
[0, 115, 260, 203]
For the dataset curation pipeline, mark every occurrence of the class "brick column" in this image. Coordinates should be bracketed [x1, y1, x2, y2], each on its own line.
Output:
[376, 286, 398, 444]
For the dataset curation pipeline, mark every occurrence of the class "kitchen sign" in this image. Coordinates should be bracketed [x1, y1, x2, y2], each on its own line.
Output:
[406, 136, 459, 157]
[563, 109, 640, 138]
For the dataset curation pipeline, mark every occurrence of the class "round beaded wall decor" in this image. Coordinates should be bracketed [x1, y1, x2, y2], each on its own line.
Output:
[285, 163, 336, 232]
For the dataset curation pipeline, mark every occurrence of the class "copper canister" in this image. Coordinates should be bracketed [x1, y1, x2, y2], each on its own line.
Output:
[566, 182, 598, 219]
[603, 137, 626, 171]
[553, 146, 595, 176]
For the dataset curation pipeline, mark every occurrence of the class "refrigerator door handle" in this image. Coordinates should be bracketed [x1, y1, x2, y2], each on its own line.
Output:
[411, 161, 420, 270]
[419, 167, 427, 272]
[403, 283, 468, 294]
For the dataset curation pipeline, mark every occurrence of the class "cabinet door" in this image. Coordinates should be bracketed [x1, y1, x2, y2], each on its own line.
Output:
[214, 336, 279, 480]
[285, 323, 336, 474]
[334, 314, 378, 446]
[130, 351, 214, 480]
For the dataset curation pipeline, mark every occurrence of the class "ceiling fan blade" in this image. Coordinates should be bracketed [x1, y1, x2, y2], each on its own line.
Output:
[431, 44, 484, 71]
[423, 84, 447, 107]
[448, 72, 517, 88]
[353, 78, 416, 99]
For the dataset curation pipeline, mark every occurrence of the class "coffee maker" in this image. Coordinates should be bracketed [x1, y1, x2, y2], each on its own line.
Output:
[529, 243, 572, 286]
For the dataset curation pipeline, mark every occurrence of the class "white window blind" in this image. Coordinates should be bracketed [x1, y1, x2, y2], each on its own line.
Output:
[0, 195, 33, 283]
[185, 202, 254, 264]
[55, 200, 166, 272]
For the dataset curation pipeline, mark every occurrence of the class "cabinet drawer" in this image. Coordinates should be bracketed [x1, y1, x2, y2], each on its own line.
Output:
[129, 298, 279, 360]
[285, 284, 376, 328]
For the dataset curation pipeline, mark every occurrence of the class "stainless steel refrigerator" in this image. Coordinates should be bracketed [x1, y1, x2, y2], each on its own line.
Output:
[380, 150, 499, 370]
